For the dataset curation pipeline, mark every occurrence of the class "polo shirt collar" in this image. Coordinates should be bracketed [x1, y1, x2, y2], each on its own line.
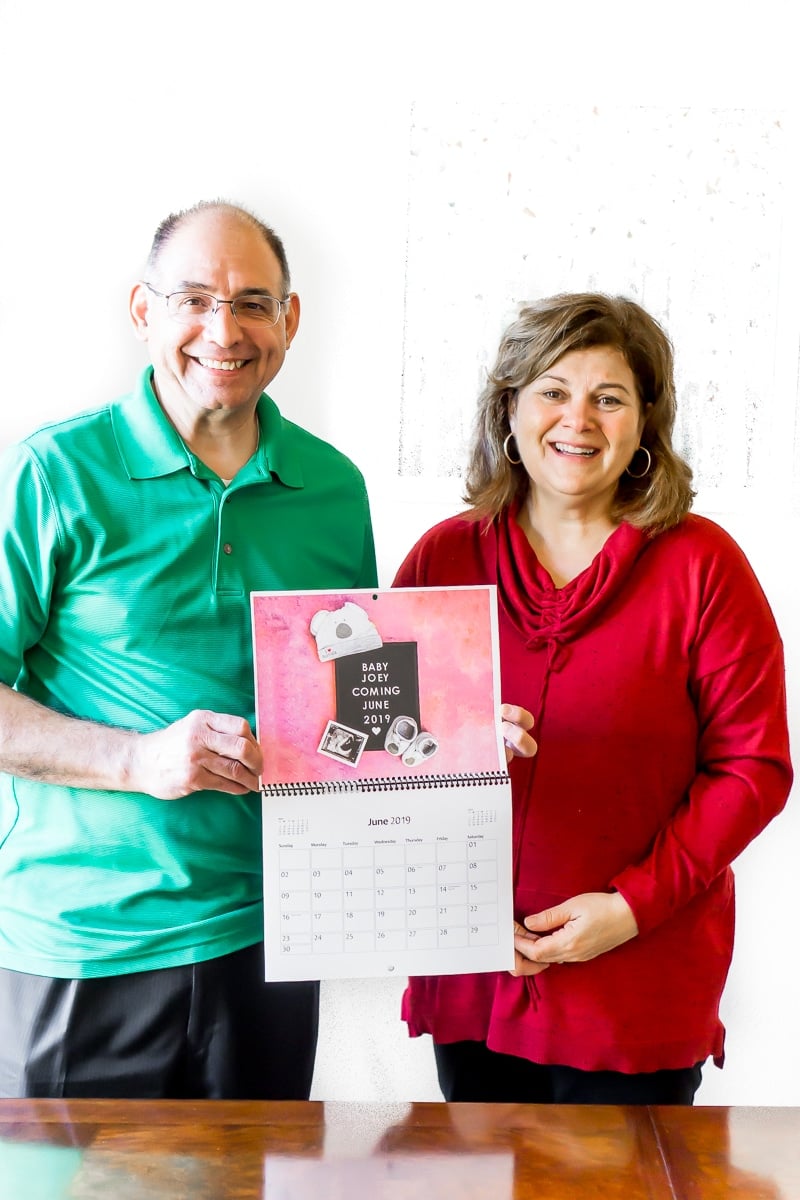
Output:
[112, 368, 192, 480]
[111, 367, 305, 488]
[255, 392, 304, 489]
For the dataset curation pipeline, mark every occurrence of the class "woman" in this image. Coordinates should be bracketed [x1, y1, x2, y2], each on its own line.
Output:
[394, 293, 792, 1105]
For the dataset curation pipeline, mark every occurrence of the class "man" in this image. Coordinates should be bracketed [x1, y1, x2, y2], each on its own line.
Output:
[0, 201, 377, 1098]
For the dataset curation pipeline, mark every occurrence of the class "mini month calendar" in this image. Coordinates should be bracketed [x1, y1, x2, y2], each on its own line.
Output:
[251, 586, 514, 982]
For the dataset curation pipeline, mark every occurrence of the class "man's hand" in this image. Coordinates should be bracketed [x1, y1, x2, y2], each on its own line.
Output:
[501, 703, 537, 763]
[129, 710, 263, 799]
[511, 892, 638, 974]
[0, 686, 262, 798]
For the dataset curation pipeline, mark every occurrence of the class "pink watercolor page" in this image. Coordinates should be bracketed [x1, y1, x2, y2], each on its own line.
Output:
[251, 586, 503, 785]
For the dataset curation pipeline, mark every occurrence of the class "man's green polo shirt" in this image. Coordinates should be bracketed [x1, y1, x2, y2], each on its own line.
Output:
[0, 368, 377, 977]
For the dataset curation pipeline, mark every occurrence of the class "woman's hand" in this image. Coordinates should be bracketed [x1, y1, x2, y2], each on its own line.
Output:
[510, 922, 552, 976]
[501, 703, 537, 763]
[511, 892, 638, 974]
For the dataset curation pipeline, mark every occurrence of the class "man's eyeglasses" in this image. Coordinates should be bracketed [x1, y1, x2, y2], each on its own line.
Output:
[143, 282, 291, 328]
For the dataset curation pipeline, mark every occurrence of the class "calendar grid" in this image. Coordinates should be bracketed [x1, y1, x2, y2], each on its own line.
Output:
[278, 836, 500, 958]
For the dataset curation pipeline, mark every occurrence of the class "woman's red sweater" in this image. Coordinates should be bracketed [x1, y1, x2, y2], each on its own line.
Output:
[394, 508, 792, 1072]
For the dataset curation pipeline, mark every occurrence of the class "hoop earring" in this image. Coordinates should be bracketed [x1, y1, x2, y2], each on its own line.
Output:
[625, 445, 652, 479]
[503, 433, 522, 465]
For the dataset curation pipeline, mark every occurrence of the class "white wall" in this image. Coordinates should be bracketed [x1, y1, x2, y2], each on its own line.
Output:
[1, 0, 798, 1104]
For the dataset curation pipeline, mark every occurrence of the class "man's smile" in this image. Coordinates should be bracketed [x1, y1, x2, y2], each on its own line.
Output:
[195, 357, 248, 371]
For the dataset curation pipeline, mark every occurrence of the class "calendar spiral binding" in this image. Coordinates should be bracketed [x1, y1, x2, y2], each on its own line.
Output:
[261, 770, 510, 797]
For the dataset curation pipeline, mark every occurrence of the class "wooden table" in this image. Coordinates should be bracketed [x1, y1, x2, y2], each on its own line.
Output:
[0, 1100, 796, 1198]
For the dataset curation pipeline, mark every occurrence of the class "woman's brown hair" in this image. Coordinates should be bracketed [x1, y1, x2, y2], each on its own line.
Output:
[464, 293, 694, 533]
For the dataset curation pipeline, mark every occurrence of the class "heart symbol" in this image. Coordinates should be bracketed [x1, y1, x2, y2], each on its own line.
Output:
[372, 726, 381, 736]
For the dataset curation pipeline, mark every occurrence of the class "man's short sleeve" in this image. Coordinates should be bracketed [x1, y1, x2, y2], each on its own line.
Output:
[0, 443, 63, 684]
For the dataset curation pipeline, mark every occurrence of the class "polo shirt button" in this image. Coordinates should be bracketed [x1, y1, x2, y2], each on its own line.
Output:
[223, 543, 233, 555]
